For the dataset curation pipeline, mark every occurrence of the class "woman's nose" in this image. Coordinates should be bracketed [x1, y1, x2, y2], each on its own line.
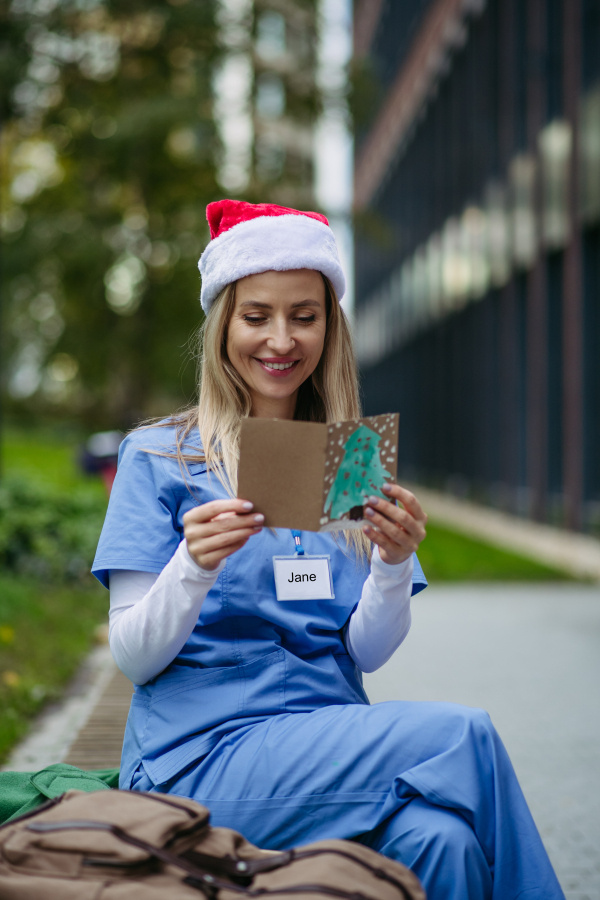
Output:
[266, 322, 295, 354]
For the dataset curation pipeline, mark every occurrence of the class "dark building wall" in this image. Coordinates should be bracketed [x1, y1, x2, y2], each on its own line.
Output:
[356, 1, 501, 306]
[584, 226, 600, 516]
[355, 0, 600, 531]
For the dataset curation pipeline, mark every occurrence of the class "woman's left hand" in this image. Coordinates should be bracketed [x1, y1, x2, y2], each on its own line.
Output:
[363, 484, 427, 565]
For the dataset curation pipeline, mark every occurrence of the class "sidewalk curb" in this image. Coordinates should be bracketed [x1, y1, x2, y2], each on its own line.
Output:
[409, 483, 600, 581]
[2, 644, 117, 772]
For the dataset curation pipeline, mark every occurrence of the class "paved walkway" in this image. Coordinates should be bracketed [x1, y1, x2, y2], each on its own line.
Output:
[65, 667, 131, 770]
[364, 583, 600, 900]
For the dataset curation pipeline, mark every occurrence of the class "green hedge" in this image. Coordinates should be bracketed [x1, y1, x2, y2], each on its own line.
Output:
[0, 477, 106, 582]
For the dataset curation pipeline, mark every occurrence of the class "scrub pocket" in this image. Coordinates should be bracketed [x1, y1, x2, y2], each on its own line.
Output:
[334, 653, 368, 702]
[133, 648, 286, 786]
[282, 651, 370, 711]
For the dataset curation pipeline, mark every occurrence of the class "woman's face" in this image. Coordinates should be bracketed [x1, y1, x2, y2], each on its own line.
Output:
[226, 268, 327, 418]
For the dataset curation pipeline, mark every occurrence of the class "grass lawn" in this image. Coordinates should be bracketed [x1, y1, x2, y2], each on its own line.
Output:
[0, 574, 108, 765]
[2, 426, 105, 499]
[418, 521, 573, 581]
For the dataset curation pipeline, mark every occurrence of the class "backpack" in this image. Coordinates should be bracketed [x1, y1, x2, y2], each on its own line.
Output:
[0, 788, 426, 899]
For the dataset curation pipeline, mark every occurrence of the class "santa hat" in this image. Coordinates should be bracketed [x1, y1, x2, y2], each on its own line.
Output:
[198, 199, 345, 313]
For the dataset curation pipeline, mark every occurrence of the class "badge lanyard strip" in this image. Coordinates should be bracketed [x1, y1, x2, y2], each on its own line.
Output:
[291, 530, 305, 556]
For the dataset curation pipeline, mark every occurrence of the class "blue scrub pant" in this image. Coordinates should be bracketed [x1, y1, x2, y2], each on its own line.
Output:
[132, 701, 565, 900]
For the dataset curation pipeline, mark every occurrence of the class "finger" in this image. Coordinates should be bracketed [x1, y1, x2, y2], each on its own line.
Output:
[188, 525, 262, 556]
[198, 534, 256, 570]
[364, 507, 420, 551]
[366, 496, 414, 532]
[362, 524, 412, 561]
[366, 497, 426, 541]
[187, 529, 262, 567]
[186, 512, 264, 539]
[381, 484, 428, 524]
[183, 498, 254, 526]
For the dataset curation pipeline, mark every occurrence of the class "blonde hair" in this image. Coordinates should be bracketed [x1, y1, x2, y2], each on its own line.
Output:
[153, 275, 370, 560]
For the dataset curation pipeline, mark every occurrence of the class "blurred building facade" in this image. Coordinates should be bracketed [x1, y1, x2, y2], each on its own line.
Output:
[353, 0, 600, 532]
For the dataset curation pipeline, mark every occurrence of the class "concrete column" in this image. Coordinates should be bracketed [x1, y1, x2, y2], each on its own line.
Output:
[497, 0, 519, 501]
[562, 0, 584, 530]
[526, 0, 548, 521]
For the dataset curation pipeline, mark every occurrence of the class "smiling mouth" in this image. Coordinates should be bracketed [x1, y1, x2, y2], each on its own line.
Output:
[255, 358, 300, 372]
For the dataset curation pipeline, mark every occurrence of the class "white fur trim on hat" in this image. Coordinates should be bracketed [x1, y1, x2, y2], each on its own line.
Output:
[198, 214, 345, 313]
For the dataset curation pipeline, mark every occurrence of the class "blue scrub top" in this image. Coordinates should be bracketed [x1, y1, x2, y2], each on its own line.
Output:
[93, 424, 427, 788]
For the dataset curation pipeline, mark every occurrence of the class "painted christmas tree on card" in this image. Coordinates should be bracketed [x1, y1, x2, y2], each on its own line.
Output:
[319, 413, 399, 531]
[237, 413, 399, 532]
[324, 425, 392, 521]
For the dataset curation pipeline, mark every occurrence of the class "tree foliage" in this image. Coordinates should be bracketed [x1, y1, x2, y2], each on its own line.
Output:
[1, 0, 219, 428]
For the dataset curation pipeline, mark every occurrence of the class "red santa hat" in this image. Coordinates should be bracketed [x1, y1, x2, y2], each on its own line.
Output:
[198, 199, 346, 313]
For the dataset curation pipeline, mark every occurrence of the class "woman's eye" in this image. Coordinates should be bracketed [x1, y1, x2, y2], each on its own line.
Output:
[243, 315, 266, 325]
[242, 313, 316, 325]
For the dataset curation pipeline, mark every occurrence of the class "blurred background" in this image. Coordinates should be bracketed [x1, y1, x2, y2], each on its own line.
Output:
[2, 0, 600, 530]
[1, 1, 599, 894]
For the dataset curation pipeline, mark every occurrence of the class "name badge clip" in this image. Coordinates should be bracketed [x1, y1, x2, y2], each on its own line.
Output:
[272, 530, 334, 601]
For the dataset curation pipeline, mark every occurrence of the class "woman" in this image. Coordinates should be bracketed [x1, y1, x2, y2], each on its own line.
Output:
[93, 200, 564, 900]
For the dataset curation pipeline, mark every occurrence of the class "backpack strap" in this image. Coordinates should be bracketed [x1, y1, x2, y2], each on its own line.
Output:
[182, 848, 295, 880]
[27, 820, 415, 900]
[27, 820, 239, 898]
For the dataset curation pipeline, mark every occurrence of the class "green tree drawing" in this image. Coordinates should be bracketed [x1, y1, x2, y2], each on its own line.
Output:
[324, 425, 391, 521]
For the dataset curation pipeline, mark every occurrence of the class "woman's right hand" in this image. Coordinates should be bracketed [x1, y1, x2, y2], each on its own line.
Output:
[183, 499, 264, 571]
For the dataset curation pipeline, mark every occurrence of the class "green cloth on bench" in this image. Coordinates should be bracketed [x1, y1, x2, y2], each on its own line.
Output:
[0, 763, 120, 824]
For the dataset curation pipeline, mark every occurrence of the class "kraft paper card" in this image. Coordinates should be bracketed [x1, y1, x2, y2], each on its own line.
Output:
[237, 413, 399, 531]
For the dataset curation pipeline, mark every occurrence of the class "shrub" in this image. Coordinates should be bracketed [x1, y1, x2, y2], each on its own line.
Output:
[0, 477, 106, 582]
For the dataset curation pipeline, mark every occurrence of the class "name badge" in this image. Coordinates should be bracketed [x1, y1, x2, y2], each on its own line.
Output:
[273, 555, 334, 601]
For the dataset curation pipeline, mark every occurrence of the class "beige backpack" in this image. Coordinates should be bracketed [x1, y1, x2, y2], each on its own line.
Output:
[0, 788, 425, 899]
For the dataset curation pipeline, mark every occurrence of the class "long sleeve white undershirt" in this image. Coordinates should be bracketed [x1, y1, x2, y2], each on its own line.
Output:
[108, 542, 414, 685]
